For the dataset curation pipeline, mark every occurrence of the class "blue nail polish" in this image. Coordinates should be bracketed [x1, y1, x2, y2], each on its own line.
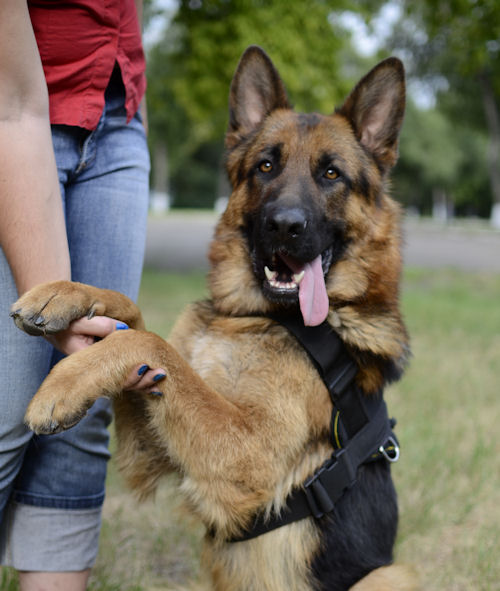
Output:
[151, 391, 163, 397]
[138, 364, 148, 376]
[116, 322, 129, 330]
[153, 373, 166, 382]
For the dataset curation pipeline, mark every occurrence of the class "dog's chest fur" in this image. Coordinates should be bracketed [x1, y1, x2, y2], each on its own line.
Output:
[170, 302, 333, 485]
[171, 302, 332, 434]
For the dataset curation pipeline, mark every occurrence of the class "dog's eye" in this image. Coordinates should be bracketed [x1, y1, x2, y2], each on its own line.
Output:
[259, 160, 273, 173]
[324, 167, 339, 181]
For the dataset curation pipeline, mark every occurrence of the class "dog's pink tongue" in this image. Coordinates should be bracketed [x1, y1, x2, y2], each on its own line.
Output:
[281, 254, 329, 326]
[299, 255, 329, 326]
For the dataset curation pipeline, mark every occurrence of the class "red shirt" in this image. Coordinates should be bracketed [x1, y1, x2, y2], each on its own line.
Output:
[28, 0, 146, 130]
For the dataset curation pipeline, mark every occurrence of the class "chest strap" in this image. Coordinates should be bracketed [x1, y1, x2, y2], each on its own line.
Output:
[229, 315, 399, 543]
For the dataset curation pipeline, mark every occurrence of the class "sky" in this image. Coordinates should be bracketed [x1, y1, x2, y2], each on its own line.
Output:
[337, 2, 402, 56]
[143, 0, 178, 48]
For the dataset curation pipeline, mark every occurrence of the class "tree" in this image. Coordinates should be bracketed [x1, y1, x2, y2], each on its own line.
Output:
[393, 101, 490, 218]
[386, 0, 500, 223]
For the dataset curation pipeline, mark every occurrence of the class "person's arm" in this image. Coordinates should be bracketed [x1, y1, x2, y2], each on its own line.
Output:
[0, 0, 70, 295]
[0, 1, 165, 389]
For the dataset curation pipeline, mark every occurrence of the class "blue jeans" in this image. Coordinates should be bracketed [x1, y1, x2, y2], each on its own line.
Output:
[0, 71, 150, 570]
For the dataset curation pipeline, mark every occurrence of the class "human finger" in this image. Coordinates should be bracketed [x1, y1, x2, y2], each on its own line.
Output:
[68, 316, 129, 339]
[44, 317, 129, 355]
[124, 364, 166, 392]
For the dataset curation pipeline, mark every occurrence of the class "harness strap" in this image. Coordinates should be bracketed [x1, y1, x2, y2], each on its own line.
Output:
[272, 315, 371, 445]
[228, 315, 398, 543]
[232, 400, 394, 541]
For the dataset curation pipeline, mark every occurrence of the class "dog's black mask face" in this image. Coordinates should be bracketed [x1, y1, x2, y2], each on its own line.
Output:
[244, 174, 346, 310]
[235, 109, 351, 327]
[224, 46, 406, 326]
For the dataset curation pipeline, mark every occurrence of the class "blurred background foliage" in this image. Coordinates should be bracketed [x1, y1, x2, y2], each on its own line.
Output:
[143, 0, 500, 221]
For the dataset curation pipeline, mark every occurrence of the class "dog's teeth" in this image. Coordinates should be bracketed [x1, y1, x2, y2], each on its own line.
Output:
[293, 271, 305, 285]
[266, 265, 302, 291]
[264, 266, 277, 281]
[269, 280, 297, 291]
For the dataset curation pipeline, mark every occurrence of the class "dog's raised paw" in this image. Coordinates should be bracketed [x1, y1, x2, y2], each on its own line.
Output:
[11, 281, 105, 336]
[11, 306, 71, 336]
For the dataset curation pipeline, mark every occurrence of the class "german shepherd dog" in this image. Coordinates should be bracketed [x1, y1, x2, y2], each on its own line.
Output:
[12, 47, 416, 590]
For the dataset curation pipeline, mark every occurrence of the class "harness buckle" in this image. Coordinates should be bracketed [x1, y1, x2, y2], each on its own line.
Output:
[379, 436, 400, 463]
[303, 448, 357, 519]
[303, 472, 334, 519]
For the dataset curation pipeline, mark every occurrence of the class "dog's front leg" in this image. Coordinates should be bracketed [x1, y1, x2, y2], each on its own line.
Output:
[24, 329, 166, 434]
[24, 329, 291, 537]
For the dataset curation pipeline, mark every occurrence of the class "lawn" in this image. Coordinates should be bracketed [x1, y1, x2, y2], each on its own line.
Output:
[390, 269, 500, 591]
[2, 267, 499, 590]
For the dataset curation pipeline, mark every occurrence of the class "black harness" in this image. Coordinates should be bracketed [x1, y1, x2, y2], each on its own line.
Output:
[230, 315, 399, 542]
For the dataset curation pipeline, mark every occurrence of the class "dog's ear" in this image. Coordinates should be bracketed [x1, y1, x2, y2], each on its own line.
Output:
[226, 46, 290, 148]
[337, 57, 405, 173]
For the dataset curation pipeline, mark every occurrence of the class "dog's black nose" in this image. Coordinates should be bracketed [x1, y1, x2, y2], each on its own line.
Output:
[265, 207, 308, 242]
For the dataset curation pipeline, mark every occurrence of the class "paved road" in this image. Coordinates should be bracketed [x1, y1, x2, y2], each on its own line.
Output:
[145, 213, 500, 273]
[145, 213, 216, 271]
[403, 220, 500, 272]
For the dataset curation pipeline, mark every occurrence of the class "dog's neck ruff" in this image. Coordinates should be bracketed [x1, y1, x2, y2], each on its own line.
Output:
[229, 314, 399, 543]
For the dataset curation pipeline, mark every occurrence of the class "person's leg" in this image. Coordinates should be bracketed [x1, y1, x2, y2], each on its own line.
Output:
[18, 570, 89, 591]
[3, 71, 150, 584]
[0, 126, 100, 589]
[64, 71, 150, 300]
[0, 250, 54, 545]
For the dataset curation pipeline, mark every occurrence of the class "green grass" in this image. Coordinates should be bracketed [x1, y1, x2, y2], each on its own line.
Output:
[0, 568, 19, 591]
[389, 269, 500, 591]
[3, 267, 499, 590]
[136, 268, 208, 338]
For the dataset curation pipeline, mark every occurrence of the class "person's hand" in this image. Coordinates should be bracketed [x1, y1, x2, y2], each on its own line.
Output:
[45, 316, 166, 394]
[44, 315, 128, 354]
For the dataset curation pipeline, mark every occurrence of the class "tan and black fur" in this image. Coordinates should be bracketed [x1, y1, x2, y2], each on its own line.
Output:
[12, 47, 416, 590]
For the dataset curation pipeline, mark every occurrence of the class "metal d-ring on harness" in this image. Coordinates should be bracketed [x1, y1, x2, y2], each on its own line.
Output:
[230, 315, 400, 542]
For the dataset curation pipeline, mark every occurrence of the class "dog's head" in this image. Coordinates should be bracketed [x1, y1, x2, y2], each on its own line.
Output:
[209, 46, 408, 365]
